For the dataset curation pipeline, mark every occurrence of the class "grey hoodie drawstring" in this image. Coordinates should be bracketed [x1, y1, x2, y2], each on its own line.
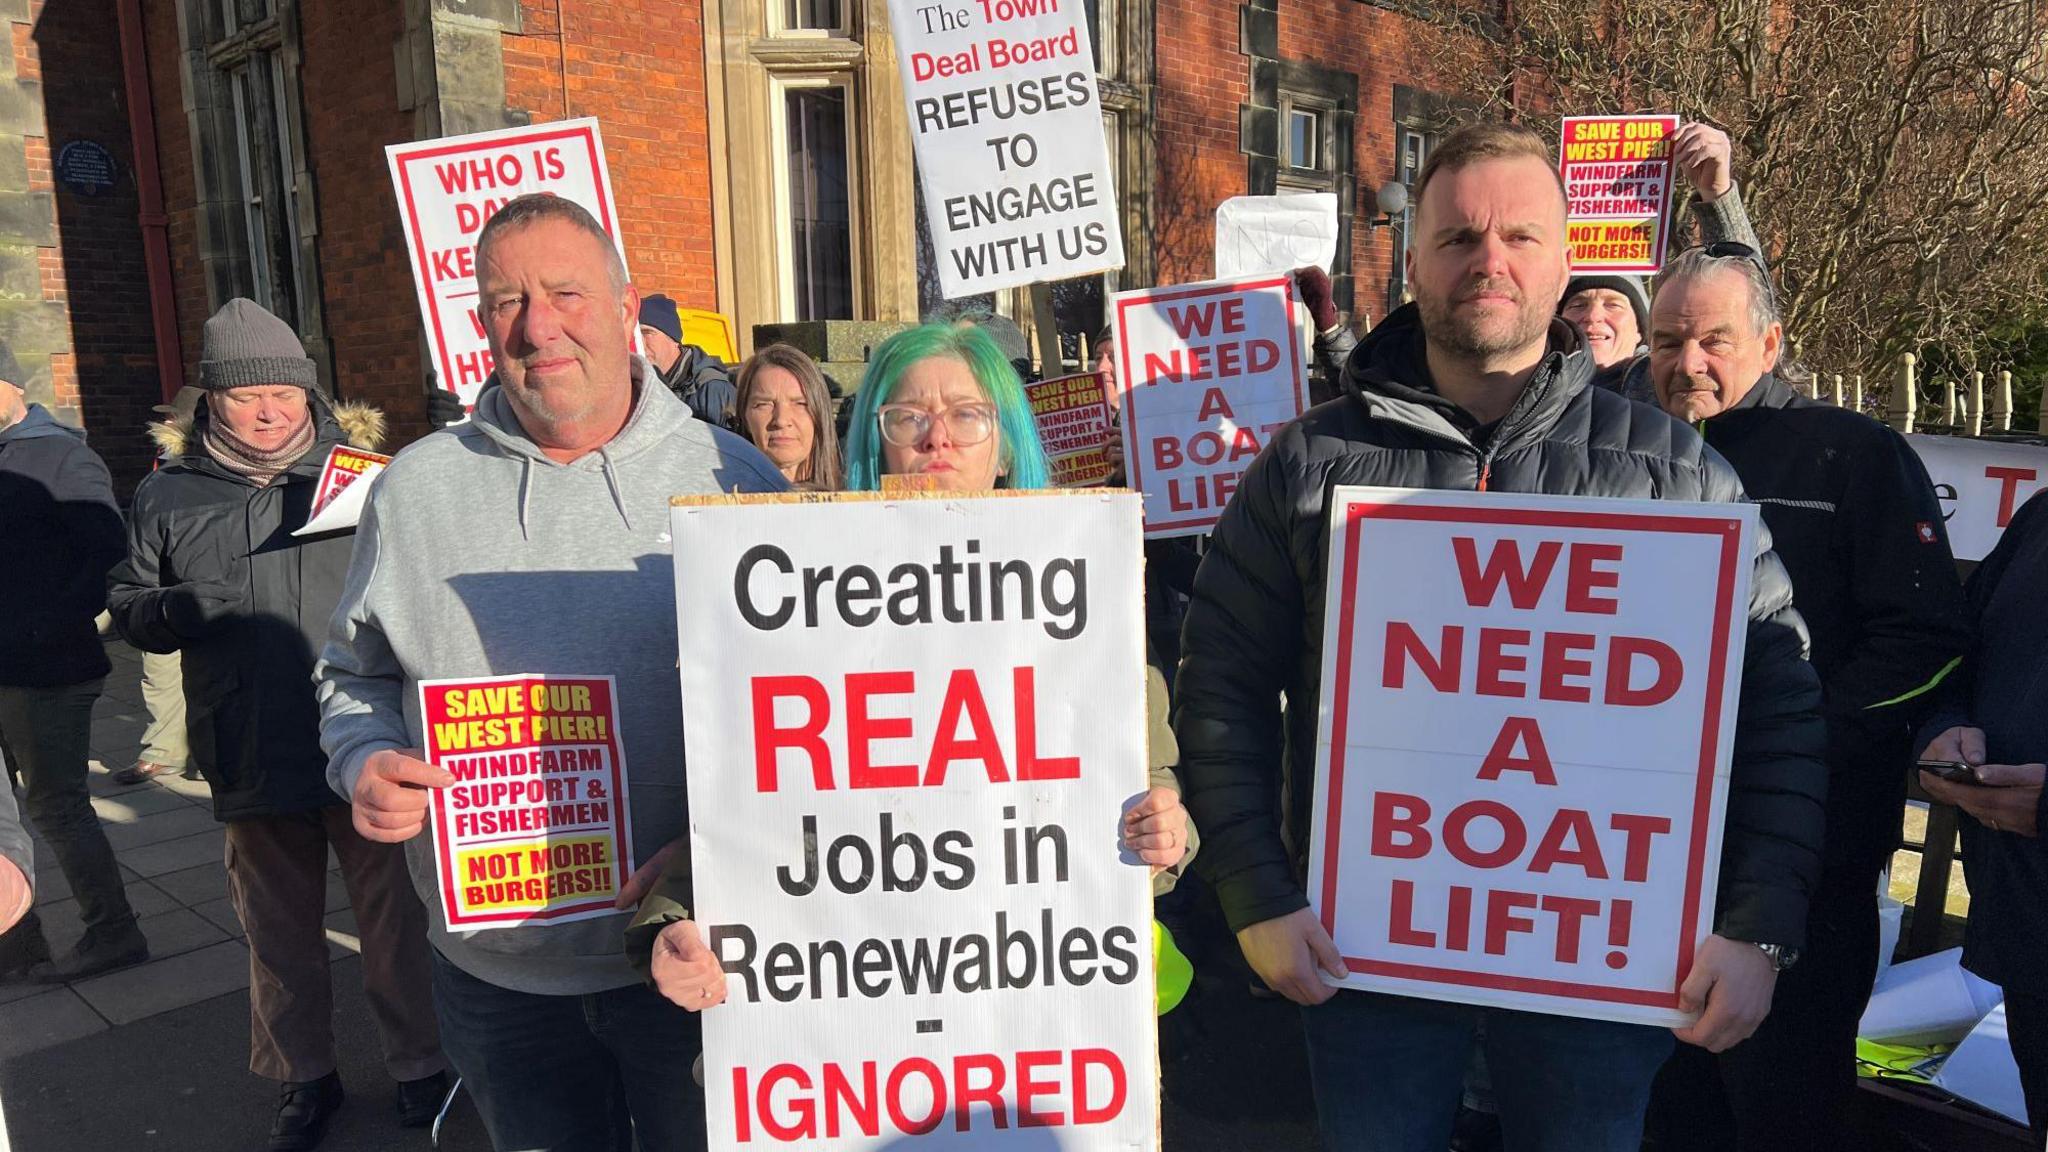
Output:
[599, 445, 633, 531]
[513, 447, 634, 538]
[517, 454, 535, 542]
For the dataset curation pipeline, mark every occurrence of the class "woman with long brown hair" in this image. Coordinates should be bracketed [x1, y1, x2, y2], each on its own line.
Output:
[731, 343, 841, 490]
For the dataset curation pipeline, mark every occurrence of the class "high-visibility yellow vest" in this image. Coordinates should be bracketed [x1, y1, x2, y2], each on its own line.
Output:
[1155, 920, 1193, 1016]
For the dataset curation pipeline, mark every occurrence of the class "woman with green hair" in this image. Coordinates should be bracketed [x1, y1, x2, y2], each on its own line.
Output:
[842, 321, 1196, 1015]
[843, 322, 1051, 492]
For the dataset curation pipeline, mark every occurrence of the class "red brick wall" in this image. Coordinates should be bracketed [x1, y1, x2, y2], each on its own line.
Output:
[1152, 0, 1249, 288]
[29, 0, 171, 495]
[1151, 2, 1476, 323]
[298, 0, 432, 442]
[1276, 4, 1467, 324]
[502, 0, 719, 312]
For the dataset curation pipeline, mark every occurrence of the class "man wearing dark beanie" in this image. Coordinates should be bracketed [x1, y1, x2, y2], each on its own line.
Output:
[109, 298, 445, 1151]
[637, 293, 737, 428]
[0, 340, 146, 985]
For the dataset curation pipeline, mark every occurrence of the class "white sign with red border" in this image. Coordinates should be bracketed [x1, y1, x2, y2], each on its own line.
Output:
[1113, 275, 1310, 538]
[387, 118, 629, 405]
[1905, 433, 2048, 563]
[1308, 487, 1755, 1026]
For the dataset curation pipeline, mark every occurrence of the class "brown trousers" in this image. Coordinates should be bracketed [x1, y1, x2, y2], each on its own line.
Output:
[224, 807, 445, 1084]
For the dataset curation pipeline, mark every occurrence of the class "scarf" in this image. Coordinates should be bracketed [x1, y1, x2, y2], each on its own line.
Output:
[202, 411, 317, 486]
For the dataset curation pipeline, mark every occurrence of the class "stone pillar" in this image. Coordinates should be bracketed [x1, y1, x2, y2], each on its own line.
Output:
[0, 3, 69, 422]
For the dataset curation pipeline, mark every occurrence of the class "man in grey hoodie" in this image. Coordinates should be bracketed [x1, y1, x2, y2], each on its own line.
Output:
[316, 194, 787, 1150]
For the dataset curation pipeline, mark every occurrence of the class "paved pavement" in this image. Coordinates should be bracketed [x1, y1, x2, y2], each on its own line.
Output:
[0, 642, 494, 1151]
[0, 641, 2018, 1151]
[0, 642, 1321, 1152]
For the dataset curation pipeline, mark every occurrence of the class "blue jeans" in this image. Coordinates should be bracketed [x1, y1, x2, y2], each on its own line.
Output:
[1300, 990, 1673, 1152]
[432, 949, 705, 1152]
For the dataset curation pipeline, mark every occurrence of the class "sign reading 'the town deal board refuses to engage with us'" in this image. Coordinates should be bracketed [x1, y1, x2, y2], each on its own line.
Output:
[1309, 489, 1756, 1028]
[419, 674, 635, 931]
[888, 0, 1124, 297]
[673, 491, 1159, 1151]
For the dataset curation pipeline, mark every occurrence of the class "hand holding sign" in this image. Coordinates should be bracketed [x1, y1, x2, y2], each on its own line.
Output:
[1238, 907, 1346, 1006]
[1670, 123, 1734, 202]
[351, 747, 454, 843]
[1671, 934, 1777, 1052]
[1122, 785, 1189, 873]
[654, 919, 728, 1013]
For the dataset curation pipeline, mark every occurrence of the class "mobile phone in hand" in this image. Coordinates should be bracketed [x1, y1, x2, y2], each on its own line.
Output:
[1917, 759, 1983, 785]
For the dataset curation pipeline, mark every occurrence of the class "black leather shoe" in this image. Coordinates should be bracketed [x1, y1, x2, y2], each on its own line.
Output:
[270, 1072, 344, 1152]
[0, 913, 51, 982]
[394, 1070, 449, 1128]
[31, 922, 147, 983]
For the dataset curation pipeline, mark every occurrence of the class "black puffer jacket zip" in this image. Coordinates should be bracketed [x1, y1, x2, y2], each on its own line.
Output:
[1173, 304, 1829, 949]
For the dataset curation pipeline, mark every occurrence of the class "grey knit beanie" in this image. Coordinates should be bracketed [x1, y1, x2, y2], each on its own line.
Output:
[199, 298, 317, 391]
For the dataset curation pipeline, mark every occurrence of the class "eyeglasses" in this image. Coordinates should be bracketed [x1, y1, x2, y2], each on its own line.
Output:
[877, 403, 998, 448]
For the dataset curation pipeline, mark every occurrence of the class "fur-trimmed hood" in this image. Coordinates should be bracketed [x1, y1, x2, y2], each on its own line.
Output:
[147, 395, 386, 459]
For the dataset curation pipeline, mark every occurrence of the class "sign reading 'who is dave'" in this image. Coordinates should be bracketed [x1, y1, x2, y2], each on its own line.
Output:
[1310, 488, 1755, 1027]
[387, 119, 629, 406]
[673, 490, 1159, 1151]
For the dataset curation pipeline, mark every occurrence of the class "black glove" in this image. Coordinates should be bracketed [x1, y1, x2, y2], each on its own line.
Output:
[163, 578, 247, 638]
[1293, 266, 1340, 332]
[425, 386, 467, 427]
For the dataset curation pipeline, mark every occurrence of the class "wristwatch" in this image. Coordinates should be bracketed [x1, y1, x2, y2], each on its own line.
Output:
[1753, 942, 1801, 971]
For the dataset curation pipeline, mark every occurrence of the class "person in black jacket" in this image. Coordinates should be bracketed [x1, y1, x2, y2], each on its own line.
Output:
[1173, 122, 1828, 1152]
[0, 345, 148, 983]
[1640, 247, 1973, 1149]
[1914, 491, 2048, 1143]
[108, 300, 445, 1152]
[637, 293, 736, 429]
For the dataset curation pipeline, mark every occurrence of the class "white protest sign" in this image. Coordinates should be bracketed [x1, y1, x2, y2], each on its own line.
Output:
[674, 491, 1157, 1151]
[1114, 275, 1310, 537]
[387, 119, 629, 405]
[1309, 488, 1755, 1026]
[1905, 434, 2048, 562]
[888, 0, 1123, 297]
[292, 445, 390, 537]
[1215, 193, 1339, 280]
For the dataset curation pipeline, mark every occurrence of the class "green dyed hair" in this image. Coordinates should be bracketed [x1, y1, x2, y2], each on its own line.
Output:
[844, 323, 1051, 491]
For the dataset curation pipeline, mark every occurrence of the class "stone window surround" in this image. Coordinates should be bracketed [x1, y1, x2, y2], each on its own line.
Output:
[703, 0, 1155, 357]
[172, 0, 331, 388]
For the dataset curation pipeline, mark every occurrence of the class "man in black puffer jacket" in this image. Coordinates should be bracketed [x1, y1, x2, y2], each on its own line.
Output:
[1641, 248, 1972, 1152]
[1174, 123, 1827, 1152]
[108, 300, 446, 1152]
